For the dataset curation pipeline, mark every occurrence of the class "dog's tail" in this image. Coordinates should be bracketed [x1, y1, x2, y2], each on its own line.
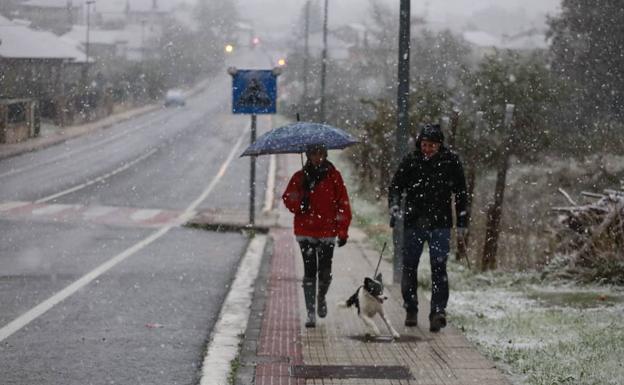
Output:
[336, 300, 350, 309]
[337, 290, 359, 309]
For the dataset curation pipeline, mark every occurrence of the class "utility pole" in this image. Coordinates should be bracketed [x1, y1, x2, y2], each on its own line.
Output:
[83, 0, 95, 88]
[393, 0, 411, 284]
[303, 0, 310, 101]
[396, 0, 410, 161]
[319, 0, 328, 122]
[482, 104, 515, 271]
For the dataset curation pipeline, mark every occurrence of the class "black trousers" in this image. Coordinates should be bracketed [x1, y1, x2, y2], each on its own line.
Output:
[298, 240, 335, 283]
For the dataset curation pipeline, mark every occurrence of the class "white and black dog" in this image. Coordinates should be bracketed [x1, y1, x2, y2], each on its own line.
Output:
[338, 273, 400, 339]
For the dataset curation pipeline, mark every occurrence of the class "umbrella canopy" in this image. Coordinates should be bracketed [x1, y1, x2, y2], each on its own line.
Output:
[241, 121, 358, 156]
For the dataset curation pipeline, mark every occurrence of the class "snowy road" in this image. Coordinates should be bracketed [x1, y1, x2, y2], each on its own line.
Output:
[0, 51, 274, 384]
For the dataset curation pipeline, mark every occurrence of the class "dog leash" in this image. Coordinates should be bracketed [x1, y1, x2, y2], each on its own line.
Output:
[373, 242, 386, 278]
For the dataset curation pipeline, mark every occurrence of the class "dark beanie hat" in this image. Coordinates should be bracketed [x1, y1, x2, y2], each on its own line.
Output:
[419, 124, 444, 143]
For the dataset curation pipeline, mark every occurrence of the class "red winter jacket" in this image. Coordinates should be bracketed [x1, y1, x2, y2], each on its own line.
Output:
[282, 163, 352, 240]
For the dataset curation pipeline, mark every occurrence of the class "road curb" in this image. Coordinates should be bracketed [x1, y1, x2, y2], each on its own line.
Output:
[198, 235, 268, 385]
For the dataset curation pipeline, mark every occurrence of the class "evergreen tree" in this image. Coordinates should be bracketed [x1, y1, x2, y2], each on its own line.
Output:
[548, 0, 624, 125]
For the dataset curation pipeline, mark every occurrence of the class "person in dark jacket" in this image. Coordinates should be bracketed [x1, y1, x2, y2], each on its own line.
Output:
[388, 124, 468, 332]
[282, 144, 352, 328]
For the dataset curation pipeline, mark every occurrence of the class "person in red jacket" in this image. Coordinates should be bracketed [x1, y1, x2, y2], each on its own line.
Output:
[282, 144, 352, 328]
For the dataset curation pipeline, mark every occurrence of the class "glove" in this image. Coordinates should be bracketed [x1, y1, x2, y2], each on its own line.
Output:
[389, 205, 400, 228]
[300, 193, 310, 213]
[457, 227, 467, 244]
[337, 238, 347, 247]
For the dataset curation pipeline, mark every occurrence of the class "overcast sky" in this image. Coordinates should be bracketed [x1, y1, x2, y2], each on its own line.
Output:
[236, 0, 561, 36]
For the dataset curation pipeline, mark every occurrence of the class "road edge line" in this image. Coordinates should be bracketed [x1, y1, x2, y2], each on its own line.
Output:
[199, 235, 267, 385]
[262, 154, 276, 213]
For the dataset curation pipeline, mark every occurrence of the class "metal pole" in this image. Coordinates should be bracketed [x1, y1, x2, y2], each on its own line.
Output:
[249, 114, 257, 226]
[396, 0, 410, 162]
[84, 0, 95, 87]
[319, 0, 328, 122]
[393, 0, 411, 285]
[141, 19, 146, 61]
[303, 0, 310, 100]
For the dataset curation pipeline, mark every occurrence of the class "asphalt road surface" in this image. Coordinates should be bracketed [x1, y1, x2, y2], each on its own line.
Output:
[0, 50, 274, 384]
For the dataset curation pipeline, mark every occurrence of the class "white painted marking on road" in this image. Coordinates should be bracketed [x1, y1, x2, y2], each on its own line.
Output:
[31, 204, 75, 216]
[0, 127, 247, 343]
[0, 111, 168, 179]
[0, 201, 30, 212]
[199, 235, 267, 385]
[35, 148, 158, 204]
[129, 209, 161, 222]
[172, 132, 247, 226]
[82, 205, 117, 220]
[262, 154, 276, 212]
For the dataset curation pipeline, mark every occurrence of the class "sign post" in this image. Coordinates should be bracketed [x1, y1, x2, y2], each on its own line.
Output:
[228, 68, 279, 226]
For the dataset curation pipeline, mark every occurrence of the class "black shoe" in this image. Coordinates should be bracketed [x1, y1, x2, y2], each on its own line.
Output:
[317, 296, 327, 318]
[429, 312, 447, 332]
[404, 311, 418, 327]
[305, 312, 316, 328]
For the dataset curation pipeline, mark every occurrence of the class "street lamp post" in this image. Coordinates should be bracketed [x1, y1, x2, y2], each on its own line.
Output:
[303, 0, 310, 101]
[84, 0, 95, 87]
[141, 19, 146, 61]
[392, 0, 411, 284]
[319, 0, 328, 122]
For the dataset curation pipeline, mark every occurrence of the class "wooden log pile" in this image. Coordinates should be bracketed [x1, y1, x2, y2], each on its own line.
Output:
[551, 186, 624, 283]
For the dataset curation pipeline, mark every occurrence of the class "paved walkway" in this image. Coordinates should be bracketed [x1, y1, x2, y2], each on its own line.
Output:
[236, 154, 512, 385]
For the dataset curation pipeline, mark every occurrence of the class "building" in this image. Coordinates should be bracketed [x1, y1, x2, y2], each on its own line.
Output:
[17, 0, 82, 34]
[0, 14, 89, 126]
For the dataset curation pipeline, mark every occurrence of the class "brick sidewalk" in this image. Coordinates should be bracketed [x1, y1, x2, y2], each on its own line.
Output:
[236, 154, 512, 385]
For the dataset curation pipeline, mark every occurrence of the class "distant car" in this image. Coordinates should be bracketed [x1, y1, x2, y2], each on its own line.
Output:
[164, 89, 186, 107]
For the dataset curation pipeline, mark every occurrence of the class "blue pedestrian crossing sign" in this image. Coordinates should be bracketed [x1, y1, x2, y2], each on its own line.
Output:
[231, 69, 277, 114]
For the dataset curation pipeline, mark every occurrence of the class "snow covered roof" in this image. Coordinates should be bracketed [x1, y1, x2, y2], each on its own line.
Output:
[62, 23, 159, 50]
[0, 15, 87, 61]
[95, 0, 175, 14]
[63, 25, 129, 46]
[21, 0, 79, 8]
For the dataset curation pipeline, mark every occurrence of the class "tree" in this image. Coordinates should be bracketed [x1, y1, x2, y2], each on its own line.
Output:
[411, 30, 471, 91]
[469, 50, 564, 160]
[195, 0, 239, 57]
[548, 0, 624, 125]
[467, 50, 566, 270]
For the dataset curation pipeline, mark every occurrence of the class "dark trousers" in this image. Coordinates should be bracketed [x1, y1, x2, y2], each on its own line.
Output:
[401, 228, 450, 316]
[298, 240, 334, 283]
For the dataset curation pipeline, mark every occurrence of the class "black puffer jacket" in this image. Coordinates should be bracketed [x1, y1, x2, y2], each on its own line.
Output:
[389, 145, 469, 229]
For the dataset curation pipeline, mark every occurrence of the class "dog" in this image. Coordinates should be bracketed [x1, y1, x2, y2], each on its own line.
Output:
[338, 273, 400, 339]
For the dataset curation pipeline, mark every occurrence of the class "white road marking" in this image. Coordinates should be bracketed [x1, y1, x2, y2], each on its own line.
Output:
[34, 148, 158, 204]
[82, 205, 117, 220]
[199, 235, 267, 385]
[0, 111, 168, 179]
[0, 128, 247, 343]
[129, 209, 161, 222]
[262, 154, 276, 212]
[31, 204, 76, 216]
[0, 201, 30, 212]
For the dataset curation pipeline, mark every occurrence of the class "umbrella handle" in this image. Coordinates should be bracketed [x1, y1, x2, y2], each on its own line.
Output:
[300, 153, 304, 168]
